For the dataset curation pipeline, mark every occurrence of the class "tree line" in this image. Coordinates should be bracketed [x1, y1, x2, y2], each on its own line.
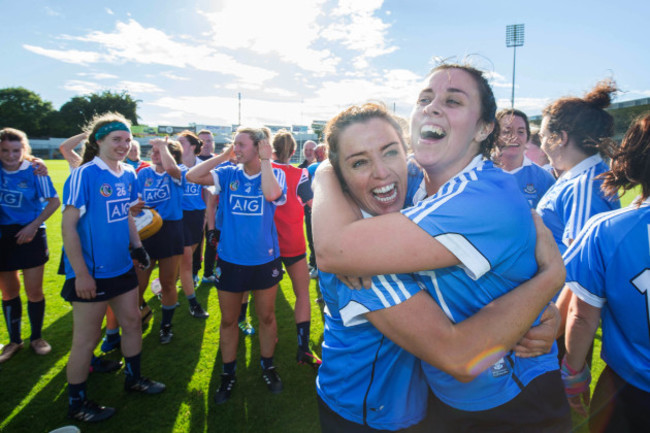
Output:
[0, 87, 139, 138]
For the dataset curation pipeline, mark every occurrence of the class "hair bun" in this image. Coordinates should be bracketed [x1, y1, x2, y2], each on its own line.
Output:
[584, 79, 617, 109]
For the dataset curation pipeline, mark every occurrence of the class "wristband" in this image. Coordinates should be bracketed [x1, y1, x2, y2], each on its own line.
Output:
[560, 355, 591, 398]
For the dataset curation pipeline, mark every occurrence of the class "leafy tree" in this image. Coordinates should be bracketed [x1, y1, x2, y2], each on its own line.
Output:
[0, 87, 54, 136]
[49, 90, 140, 137]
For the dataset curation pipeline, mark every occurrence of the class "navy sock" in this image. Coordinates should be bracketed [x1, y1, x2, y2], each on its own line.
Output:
[124, 352, 141, 381]
[105, 327, 120, 341]
[296, 321, 310, 351]
[27, 299, 45, 341]
[161, 304, 176, 328]
[186, 294, 198, 307]
[68, 381, 87, 411]
[223, 360, 237, 376]
[2, 297, 22, 344]
[238, 302, 248, 323]
[260, 356, 274, 370]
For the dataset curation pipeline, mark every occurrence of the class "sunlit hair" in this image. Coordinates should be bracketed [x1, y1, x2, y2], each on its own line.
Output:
[496, 109, 531, 141]
[235, 126, 272, 146]
[197, 129, 213, 137]
[272, 129, 296, 163]
[600, 112, 650, 204]
[324, 102, 407, 188]
[81, 112, 131, 165]
[542, 79, 618, 157]
[430, 63, 499, 157]
[0, 127, 34, 161]
[178, 130, 202, 155]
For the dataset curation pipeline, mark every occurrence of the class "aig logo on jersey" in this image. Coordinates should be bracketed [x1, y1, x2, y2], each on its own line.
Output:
[0, 188, 23, 208]
[230, 194, 263, 216]
[106, 198, 130, 222]
[185, 183, 201, 195]
[144, 184, 171, 204]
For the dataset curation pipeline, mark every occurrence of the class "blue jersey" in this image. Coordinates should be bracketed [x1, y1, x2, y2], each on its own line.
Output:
[316, 270, 428, 430]
[307, 161, 321, 179]
[211, 164, 286, 265]
[180, 160, 207, 211]
[0, 160, 57, 226]
[402, 155, 559, 411]
[564, 199, 650, 392]
[536, 154, 620, 255]
[506, 157, 555, 209]
[137, 166, 184, 221]
[212, 161, 236, 231]
[63, 157, 139, 279]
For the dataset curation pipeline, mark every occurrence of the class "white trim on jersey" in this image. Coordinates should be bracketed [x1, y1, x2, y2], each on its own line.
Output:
[505, 155, 535, 175]
[340, 301, 372, 327]
[435, 233, 490, 280]
[566, 281, 606, 308]
[416, 270, 456, 322]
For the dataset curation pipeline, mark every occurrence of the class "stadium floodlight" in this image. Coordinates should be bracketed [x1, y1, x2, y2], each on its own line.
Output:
[506, 24, 525, 108]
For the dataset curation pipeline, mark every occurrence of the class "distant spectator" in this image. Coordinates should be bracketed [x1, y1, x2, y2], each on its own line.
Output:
[298, 140, 316, 169]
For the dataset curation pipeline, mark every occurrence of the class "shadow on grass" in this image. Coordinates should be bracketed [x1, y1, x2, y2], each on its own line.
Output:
[0, 309, 73, 431]
[205, 280, 321, 433]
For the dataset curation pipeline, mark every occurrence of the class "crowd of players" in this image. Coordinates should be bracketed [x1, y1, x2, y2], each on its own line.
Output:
[0, 60, 649, 431]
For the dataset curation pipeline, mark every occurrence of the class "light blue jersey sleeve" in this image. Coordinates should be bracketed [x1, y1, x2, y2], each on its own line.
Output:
[334, 273, 424, 326]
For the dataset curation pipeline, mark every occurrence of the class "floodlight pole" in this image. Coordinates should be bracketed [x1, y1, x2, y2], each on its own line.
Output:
[511, 46, 517, 108]
[238, 92, 241, 126]
[506, 24, 525, 109]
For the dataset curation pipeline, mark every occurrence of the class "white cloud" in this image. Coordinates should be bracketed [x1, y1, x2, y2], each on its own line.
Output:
[23, 44, 104, 64]
[321, 0, 397, 69]
[497, 97, 551, 115]
[116, 81, 163, 93]
[44, 6, 62, 17]
[63, 80, 103, 94]
[200, 0, 338, 74]
[77, 72, 118, 80]
[160, 71, 189, 81]
[26, 19, 276, 85]
[106, 8, 114, 15]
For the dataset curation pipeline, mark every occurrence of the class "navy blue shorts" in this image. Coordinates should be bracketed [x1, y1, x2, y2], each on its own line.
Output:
[281, 253, 306, 268]
[182, 209, 205, 247]
[215, 258, 283, 292]
[424, 370, 571, 432]
[0, 225, 49, 271]
[317, 395, 427, 433]
[589, 365, 650, 433]
[61, 267, 138, 303]
[142, 219, 184, 260]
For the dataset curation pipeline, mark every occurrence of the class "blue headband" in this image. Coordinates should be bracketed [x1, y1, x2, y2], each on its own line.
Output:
[95, 122, 131, 141]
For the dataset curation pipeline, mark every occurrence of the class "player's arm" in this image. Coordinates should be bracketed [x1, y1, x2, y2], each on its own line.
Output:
[259, 138, 283, 202]
[152, 138, 182, 180]
[186, 146, 234, 185]
[59, 132, 87, 169]
[366, 212, 565, 382]
[15, 196, 60, 245]
[61, 206, 96, 299]
[206, 193, 217, 231]
[565, 294, 600, 372]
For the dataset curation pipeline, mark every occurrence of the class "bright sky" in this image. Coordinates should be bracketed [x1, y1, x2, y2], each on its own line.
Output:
[2, 0, 648, 128]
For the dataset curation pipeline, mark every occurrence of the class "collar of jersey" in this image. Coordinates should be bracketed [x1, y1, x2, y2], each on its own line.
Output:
[93, 156, 125, 177]
[2, 159, 31, 173]
[558, 154, 603, 181]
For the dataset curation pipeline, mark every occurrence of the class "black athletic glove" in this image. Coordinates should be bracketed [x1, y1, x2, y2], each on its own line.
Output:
[207, 229, 219, 248]
[131, 246, 151, 270]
